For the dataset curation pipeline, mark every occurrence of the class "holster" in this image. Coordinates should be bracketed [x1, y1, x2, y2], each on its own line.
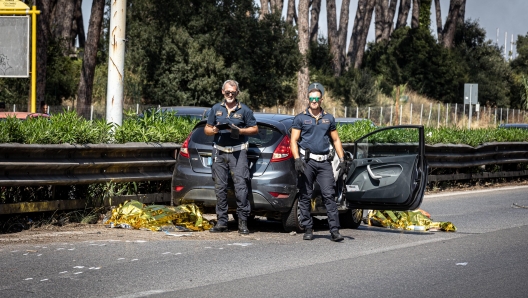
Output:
[303, 148, 310, 161]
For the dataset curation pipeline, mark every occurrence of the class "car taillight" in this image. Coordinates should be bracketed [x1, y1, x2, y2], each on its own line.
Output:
[174, 186, 184, 192]
[270, 135, 292, 162]
[269, 192, 290, 199]
[179, 133, 192, 158]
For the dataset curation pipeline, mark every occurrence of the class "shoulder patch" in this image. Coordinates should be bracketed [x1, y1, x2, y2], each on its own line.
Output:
[216, 111, 223, 116]
[233, 113, 242, 119]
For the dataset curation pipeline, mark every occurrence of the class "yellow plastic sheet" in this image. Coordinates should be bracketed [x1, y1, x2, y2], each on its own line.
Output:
[366, 209, 456, 232]
[104, 200, 212, 232]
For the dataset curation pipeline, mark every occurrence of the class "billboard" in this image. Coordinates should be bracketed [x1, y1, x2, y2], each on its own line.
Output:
[0, 16, 29, 77]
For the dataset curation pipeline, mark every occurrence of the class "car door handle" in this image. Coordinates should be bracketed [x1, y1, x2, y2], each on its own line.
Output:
[367, 165, 383, 179]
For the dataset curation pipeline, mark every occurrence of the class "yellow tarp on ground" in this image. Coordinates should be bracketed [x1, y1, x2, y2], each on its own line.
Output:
[104, 200, 212, 232]
[366, 209, 456, 232]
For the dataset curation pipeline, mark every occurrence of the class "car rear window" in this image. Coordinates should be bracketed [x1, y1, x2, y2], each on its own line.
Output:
[191, 124, 283, 147]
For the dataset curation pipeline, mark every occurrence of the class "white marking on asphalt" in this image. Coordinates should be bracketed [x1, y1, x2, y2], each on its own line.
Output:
[40, 279, 48, 282]
[426, 185, 528, 199]
[456, 262, 468, 266]
[117, 258, 125, 260]
[73, 266, 84, 268]
[228, 243, 253, 247]
[74, 272, 83, 275]
[59, 271, 68, 274]
[131, 259, 138, 261]
[24, 278, 33, 280]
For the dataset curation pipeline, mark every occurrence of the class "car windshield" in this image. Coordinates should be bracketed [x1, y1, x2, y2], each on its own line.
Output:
[191, 123, 283, 147]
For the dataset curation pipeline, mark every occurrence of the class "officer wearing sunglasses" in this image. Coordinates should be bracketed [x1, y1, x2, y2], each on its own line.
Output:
[290, 83, 347, 242]
[205, 80, 258, 235]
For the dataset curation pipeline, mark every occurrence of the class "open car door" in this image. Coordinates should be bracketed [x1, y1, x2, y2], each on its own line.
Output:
[344, 125, 427, 211]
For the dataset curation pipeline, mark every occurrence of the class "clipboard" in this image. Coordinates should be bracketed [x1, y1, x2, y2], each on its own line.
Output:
[215, 123, 231, 130]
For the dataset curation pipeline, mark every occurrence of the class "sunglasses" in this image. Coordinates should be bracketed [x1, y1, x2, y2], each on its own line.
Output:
[224, 91, 237, 96]
[309, 96, 320, 102]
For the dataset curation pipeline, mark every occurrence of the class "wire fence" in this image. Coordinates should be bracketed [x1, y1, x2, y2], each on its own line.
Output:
[2, 102, 527, 128]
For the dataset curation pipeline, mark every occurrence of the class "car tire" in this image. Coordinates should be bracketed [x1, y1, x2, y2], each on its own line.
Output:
[281, 198, 303, 233]
[339, 208, 363, 229]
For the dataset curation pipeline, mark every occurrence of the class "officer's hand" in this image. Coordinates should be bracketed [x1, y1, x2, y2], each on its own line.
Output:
[336, 159, 348, 177]
[294, 158, 306, 175]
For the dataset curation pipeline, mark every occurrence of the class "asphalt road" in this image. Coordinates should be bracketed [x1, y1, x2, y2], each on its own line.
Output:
[1, 186, 528, 298]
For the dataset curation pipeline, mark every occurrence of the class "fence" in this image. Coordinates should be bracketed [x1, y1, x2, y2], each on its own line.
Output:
[2, 102, 527, 128]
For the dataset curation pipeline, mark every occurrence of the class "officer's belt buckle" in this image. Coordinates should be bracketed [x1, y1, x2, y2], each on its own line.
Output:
[299, 148, 328, 161]
[214, 143, 248, 153]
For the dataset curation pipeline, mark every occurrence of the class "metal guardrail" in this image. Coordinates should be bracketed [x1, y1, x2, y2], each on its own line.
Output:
[1, 142, 527, 214]
[0, 143, 180, 186]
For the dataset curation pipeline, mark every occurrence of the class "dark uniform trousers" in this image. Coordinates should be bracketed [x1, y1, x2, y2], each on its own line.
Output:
[298, 158, 340, 232]
[211, 148, 251, 226]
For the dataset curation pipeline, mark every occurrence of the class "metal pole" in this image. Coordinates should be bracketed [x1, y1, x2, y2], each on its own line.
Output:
[90, 105, 94, 121]
[506, 108, 509, 124]
[454, 103, 457, 126]
[445, 103, 449, 126]
[468, 85, 473, 129]
[136, 103, 139, 114]
[106, 0, 127, 127]
[399, 105, 402, 125]
[368, 107, 370, 119]
[14, 104, 16, 112]
[344, 106, 347, 118]
[410, 103, 413, 124]
[390, 105, 393, 126]
[380, 107, 383, 126]
[428, 103, 432, 126]
[437, 103, 440, 128]
[356, 106, 358, 118]
[495, 108, 497, 126]
[420, 104, 423, 125]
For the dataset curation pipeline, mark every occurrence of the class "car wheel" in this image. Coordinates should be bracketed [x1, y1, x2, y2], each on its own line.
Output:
[339, 208, 363, 229]
[281, 198, 303, 233]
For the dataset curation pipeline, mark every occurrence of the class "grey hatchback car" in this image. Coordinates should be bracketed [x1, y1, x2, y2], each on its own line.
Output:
[171, 113, 428, 232]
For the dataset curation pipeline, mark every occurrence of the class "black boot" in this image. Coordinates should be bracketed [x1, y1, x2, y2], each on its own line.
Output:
[303, 228, 314, 240]
[238, 219, 249, 235]
[330, 230, 344, 242]
[209, 223, 229, 233]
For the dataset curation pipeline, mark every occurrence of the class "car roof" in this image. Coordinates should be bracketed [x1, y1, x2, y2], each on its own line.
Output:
[335, 117, 368, 123]
[158, 106, 210, 115]
[499, 123, 528, 129]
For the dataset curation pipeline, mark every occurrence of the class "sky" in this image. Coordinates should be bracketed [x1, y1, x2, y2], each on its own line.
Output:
[82, 0, 528, 58]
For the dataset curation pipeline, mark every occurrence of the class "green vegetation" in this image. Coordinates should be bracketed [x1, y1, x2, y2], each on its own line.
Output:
[1, 115, 527, 146]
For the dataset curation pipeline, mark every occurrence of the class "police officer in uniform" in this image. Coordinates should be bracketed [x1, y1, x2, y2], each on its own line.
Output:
[205, 80, 258, 235]
[290, 83, 347, 242]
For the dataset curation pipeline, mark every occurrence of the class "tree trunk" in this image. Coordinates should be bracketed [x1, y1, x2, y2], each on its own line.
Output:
[270, 0, 283, 15]
[327, 0, 340, 76]
[76, 0, 105, 118]
[286, 0, 297, 25]
[346, 0, 375, 70]
[457, 0, 466, 25]
[442, 0, 462, 48]
[73, 0, 85, 49]
[411, 0, 420, 29]
[375, 0, 386, 43]
[381, 0, 397, 41]
[354, 0, 376, 69]
[434, 0, 442, 41]
[337, 0, 351, 75]
[309, 0, 322, 43]
[53, 0, 76, 56]
[396, 0, 411, 29]
[259, 0, 269, 20]
[296, 0, 310, 112]
[36, 0, 51, 111]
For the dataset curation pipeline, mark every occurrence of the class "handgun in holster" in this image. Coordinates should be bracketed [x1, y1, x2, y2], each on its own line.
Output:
[303, 148, 310, 161]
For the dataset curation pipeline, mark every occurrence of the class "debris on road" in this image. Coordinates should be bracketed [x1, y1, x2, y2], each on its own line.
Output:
[104, 200, 212, 232]
[366, 209, 456, 232]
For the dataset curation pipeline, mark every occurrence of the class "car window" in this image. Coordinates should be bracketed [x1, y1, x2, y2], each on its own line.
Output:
[191, 124, 283, 147]
[355, 127, 420, 159]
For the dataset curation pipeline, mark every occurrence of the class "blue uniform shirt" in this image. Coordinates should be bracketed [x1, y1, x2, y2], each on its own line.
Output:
[207, 101, 257, 146]
[292, 108, 336, 155]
